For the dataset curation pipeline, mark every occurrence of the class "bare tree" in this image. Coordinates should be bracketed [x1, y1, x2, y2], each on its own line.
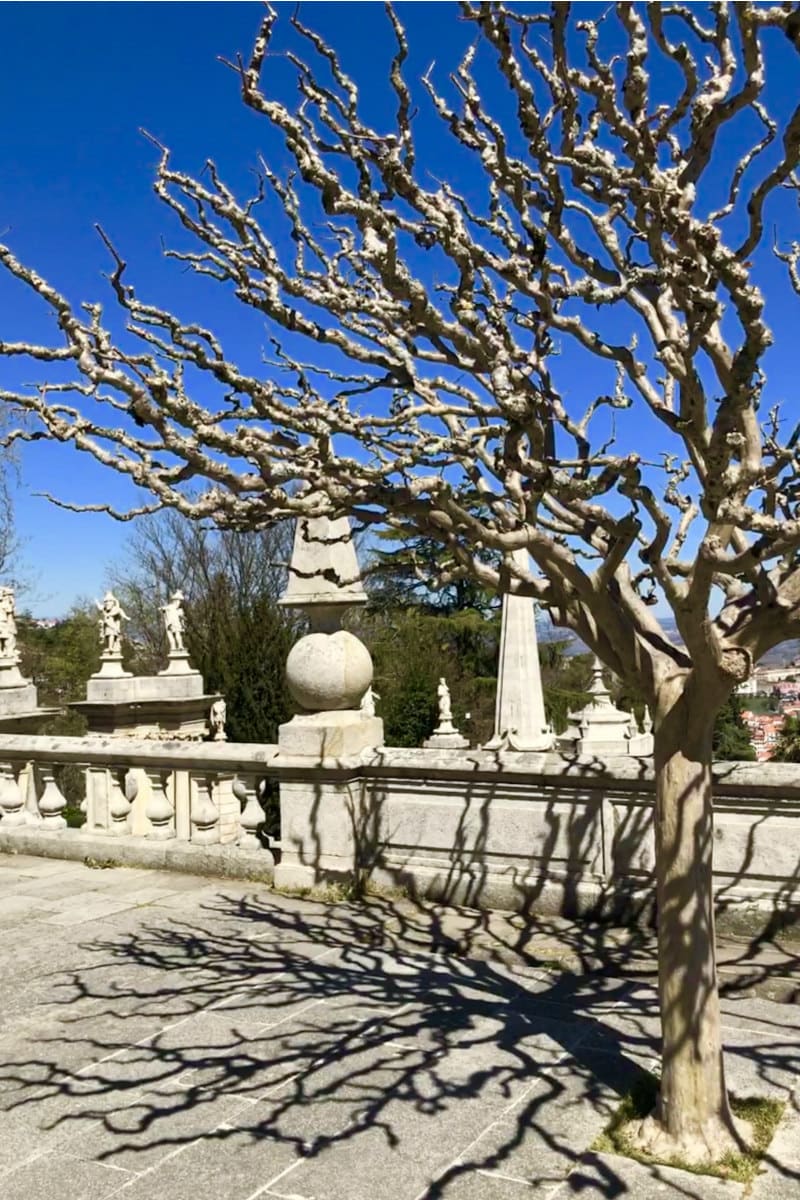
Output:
[1, 1, 799, 1162]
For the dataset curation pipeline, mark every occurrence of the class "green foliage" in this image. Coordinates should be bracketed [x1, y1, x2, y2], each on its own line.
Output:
[185, 583, 294, 745]
[365, 525, 499, 618]
[538, 638, 593, 734]
[712, 694, 757, 762]
[359, 605, 499, 747]
[18, 606, 100, 706]
[17, 607, 100, 812]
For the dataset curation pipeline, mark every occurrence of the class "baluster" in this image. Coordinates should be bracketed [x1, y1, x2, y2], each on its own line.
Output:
[109, 769, 136, 836]
[0, 761, 24, 826]
[144, 767, 174, 840]
[190, 774, 220, 845]
[38, 765, 67, 830]
[234, 776, 263, 851]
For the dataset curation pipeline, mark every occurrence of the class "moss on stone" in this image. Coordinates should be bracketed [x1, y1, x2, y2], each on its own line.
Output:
[593, 1071, 784, 1183]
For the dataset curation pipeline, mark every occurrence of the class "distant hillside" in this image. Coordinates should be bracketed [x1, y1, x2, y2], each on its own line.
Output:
[539, 613, 800, 669]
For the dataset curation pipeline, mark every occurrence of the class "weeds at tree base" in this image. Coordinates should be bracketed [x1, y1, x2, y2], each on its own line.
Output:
[593, 1072, 785, 1183]
[271, 877, 410, 905]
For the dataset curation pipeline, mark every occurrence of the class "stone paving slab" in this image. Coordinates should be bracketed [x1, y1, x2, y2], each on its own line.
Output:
[0, 857, 797, 1200]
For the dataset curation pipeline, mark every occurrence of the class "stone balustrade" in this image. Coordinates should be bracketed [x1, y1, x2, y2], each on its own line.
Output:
[0, 734, 279, 879]
[2, 733, 800, 934]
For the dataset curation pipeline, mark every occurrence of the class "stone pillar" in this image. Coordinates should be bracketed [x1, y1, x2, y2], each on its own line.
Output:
[485, 549, 553, 751]
[274, 508, 383, 890]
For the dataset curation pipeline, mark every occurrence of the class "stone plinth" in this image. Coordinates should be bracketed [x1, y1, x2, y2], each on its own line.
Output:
[278, 710, 384, 760]
[72, 671, 221, 740]
[159, 651, 194, 677]
[423, 727, 470, 750]
[0, 659, 58, 734]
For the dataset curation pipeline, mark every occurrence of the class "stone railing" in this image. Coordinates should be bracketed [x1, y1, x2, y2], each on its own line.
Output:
[0, 735, 279, 878]
[2, 735, 800, 932]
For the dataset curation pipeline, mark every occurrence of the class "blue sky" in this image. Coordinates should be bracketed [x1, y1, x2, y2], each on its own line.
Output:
[1, 3, 798, 616]
[1, 2, 480, 614]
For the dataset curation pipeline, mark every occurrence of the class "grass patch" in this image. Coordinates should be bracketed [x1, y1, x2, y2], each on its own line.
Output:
[593, 1071, 784, 1183]
[83, 856, 121, 870]
[272, 880, 355, 904]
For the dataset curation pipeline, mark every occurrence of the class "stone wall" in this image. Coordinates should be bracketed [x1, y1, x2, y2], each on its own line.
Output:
[274, 749, 800, 931]
[2, 733, 799, 932]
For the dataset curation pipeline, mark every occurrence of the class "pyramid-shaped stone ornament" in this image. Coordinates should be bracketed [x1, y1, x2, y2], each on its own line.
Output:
[279, 511, 368, 631]
[485, 548, 554, 751]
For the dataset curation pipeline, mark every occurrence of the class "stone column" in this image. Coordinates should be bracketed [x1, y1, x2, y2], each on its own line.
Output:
[485, 549, 553, 751]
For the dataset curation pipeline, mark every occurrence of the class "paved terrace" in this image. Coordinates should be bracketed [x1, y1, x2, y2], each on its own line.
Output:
[0, 855, 798, 1200]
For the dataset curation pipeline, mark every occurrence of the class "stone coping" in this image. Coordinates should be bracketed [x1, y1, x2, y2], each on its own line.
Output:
[0, 734, 796, 797]
[0, 733, 280, 772]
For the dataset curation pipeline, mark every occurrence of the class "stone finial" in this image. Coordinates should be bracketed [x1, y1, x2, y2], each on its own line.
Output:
[558, 656, 652, 757]
[279, 510, 368, 632]
[484, 548, 553, 752]
[277, 505, 383, 757]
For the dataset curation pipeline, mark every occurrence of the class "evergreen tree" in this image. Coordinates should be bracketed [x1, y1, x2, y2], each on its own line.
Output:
[712, 695, 757, 763]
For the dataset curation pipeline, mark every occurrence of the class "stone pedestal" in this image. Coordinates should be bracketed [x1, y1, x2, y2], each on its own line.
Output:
[423, 721, 469, 750]
[72, 670, 220, 740]
[94, 653, 132, 680]
[278, 710, 384, 759]
[159, 651, 194, 677]
[273, 710, 384, 891]
[0, 658, 58, 734]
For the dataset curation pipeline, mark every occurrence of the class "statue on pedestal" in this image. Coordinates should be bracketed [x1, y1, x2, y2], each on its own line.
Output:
[161, 590, 186, 654]
[97, 592, 129, 656]
[0, 587, 18, 660]
[424, 676, 469, 749]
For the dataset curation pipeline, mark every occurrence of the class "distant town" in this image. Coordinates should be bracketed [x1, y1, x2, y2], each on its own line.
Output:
[738, 663, 800, 761]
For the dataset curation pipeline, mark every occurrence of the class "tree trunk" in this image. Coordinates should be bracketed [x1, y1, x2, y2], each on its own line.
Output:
[634, 676, 747, 1163]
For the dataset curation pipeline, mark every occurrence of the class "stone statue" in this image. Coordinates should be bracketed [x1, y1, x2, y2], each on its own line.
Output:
[423, 675, 468, 749]
[437, 677, 453, 725]
[360, 685, 379, 718]
[161, 590, 186, 654]
[209, 697, 227, 742]
[96, 591, 129, 656]
[0, 586, 18, 659]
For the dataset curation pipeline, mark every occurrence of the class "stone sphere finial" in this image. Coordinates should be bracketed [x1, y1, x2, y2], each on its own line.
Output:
[286, 629, 373, 712]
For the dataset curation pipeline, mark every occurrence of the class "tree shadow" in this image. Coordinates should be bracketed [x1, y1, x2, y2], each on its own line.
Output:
[0, 883, 796, 1198]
